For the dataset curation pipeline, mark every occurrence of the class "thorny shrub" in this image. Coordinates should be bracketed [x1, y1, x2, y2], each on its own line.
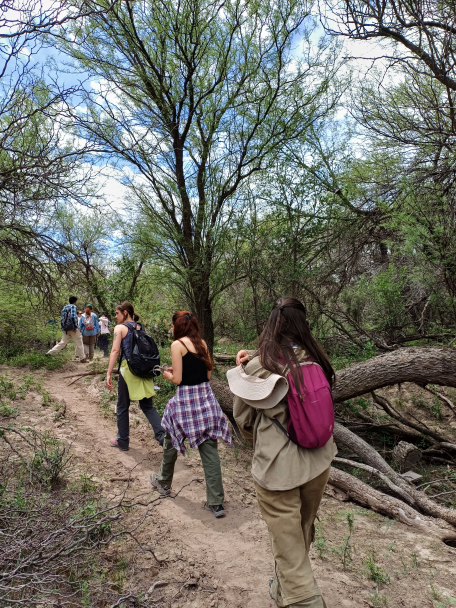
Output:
[0, 426, 164, 607]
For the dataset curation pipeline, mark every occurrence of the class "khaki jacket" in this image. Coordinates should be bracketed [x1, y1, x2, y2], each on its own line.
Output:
[233, 355, 337, 491]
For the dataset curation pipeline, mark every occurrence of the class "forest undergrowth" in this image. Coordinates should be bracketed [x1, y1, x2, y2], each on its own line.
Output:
[2, 360, 456, 608]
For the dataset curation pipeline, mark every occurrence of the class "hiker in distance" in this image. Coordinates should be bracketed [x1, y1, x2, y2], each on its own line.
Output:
[46, 296, 87, 362]
[150, 311, 232, 518]
[106, 301, 165, 450]
[233, 297, 336, 608]
[79, 304, 100, 361]
[98, 312, 110, 357]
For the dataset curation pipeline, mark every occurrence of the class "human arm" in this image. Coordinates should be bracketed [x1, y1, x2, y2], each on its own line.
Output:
[94, 315, 100, 336]
[106, 325, 126, 390]
[203, 340, 212, 380]
[162, 340, 184, 385]
[233, 396, 256, 446]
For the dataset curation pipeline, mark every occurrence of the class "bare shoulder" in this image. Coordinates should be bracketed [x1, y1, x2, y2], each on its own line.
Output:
[114, 324, 128, 338]
[171, 339, 186, 353]
[175, 336, 197, 353]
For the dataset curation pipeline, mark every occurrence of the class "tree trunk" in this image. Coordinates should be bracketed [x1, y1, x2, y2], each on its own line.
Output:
[193, 287, 215, 354]
[328, 467, 455, 541]
[332, 347, 456, 402]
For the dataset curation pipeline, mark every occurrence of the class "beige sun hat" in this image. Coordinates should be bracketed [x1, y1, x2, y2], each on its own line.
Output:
[226, 364, 289, 409]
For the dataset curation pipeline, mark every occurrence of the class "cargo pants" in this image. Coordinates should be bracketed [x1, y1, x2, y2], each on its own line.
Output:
[255, 467, 330, 608]
[156, 432, 224, 505]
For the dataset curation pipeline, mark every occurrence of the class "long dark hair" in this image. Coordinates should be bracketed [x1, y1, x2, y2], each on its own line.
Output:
[116, 301, 140, 323]
[172, 311, 214, 371]
[258, 297, 335, 397]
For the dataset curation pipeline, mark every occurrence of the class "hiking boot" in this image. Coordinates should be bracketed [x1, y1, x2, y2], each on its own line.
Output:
[204, 503, 225, 518]
[110, 438, 129, 451]
[150, 473, 171, 496]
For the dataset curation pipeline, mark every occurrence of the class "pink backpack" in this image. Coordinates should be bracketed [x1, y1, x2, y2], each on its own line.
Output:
[273, 361, 334, 448]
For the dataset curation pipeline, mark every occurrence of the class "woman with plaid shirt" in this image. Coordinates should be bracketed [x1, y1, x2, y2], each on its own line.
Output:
[150, 311, 232, 518]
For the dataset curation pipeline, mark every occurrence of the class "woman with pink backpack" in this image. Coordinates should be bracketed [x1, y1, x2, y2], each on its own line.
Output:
[233, 297, 337, 608]
[79, 305, 100, 361]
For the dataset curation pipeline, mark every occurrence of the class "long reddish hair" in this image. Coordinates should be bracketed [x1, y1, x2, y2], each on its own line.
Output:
[172, 311, 214, 371]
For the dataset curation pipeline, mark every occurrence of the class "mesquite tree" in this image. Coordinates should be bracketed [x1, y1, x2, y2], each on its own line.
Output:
[60, 0, 342, 351]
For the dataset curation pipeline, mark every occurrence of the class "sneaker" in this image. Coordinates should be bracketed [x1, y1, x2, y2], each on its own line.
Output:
[204, 503, 226, 518]
[110, 438, 129, 451]
[150, 473, 171, 496]
[78, 358, 89, 363]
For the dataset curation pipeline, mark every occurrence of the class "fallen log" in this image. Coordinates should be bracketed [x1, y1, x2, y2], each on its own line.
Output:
[213, 353, 236, 363]
[328, 467, 456, 541]
[332, 347, 456, 403]
[371, 391, 449, 443]
[214, 347, 456, 415]
[333, 457, 416, 504]
[333, 422, 456, 527]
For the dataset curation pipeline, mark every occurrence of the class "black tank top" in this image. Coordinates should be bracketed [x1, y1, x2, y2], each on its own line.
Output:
[178, 340, 209, 386]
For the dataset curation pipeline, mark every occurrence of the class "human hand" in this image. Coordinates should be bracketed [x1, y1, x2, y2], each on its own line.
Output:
[236, 350, 250, 366]
[106, 374, 113, 391]
[163, 370, 173, 382]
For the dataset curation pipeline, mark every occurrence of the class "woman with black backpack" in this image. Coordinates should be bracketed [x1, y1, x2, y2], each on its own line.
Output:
[106, 301, 165, 450]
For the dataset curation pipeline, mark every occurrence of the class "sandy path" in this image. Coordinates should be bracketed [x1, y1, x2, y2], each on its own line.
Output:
[31, 365, 455, 608]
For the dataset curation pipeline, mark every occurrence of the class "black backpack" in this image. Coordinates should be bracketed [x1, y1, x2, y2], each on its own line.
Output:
[62, 306, 77, 332]
[118, 323, 161, 378]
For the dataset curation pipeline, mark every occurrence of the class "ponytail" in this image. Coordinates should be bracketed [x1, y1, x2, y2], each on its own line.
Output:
[116, 301, 139, 323]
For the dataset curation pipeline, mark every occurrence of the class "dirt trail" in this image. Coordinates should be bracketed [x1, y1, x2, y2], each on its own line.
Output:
[5, 362, 456, 607]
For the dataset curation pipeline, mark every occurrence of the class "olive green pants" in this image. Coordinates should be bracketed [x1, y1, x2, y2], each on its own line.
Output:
[255, 467, 330, 608]
[157, 433, 224, 505]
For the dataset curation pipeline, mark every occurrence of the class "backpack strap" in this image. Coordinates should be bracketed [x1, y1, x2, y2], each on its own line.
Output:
[117, 322, 131, 375]
[177, 339, 189, 352]
[271, 418, 289, 438]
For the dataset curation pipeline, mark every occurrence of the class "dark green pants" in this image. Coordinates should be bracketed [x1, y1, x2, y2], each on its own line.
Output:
[157, 433, 224, 505]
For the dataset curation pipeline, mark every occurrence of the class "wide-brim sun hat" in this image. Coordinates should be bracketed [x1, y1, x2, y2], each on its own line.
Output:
[226, 364, 289, 409]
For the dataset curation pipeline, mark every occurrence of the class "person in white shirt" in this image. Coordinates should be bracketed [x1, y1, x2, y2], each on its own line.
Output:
[98, 313, 110, 357]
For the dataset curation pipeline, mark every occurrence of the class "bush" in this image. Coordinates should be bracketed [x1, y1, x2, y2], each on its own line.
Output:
[0, 426, 161, 606]
[0, 349, 68, 369]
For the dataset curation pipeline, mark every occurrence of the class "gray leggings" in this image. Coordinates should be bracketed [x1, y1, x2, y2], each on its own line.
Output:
[116, 374, 165, 448]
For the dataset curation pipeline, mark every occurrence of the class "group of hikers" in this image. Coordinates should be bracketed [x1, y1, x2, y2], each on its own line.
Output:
[47, 297, 111, 361]
[48, 295, 335, 608]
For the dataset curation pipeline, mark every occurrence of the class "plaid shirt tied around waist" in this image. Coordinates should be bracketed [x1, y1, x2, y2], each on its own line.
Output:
[162, 382, 233, 455]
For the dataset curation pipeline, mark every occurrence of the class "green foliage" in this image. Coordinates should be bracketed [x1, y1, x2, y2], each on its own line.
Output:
[0, 400, 19, 418]
[332, 512, 355, 569]
[29, 430, 73, 488]
[0, 349, 69, 370]
[430, 398, 442, 420]
[100, 387, 116, 419]
[314, 523, 328, 559]
[364, 548, 390, 584]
